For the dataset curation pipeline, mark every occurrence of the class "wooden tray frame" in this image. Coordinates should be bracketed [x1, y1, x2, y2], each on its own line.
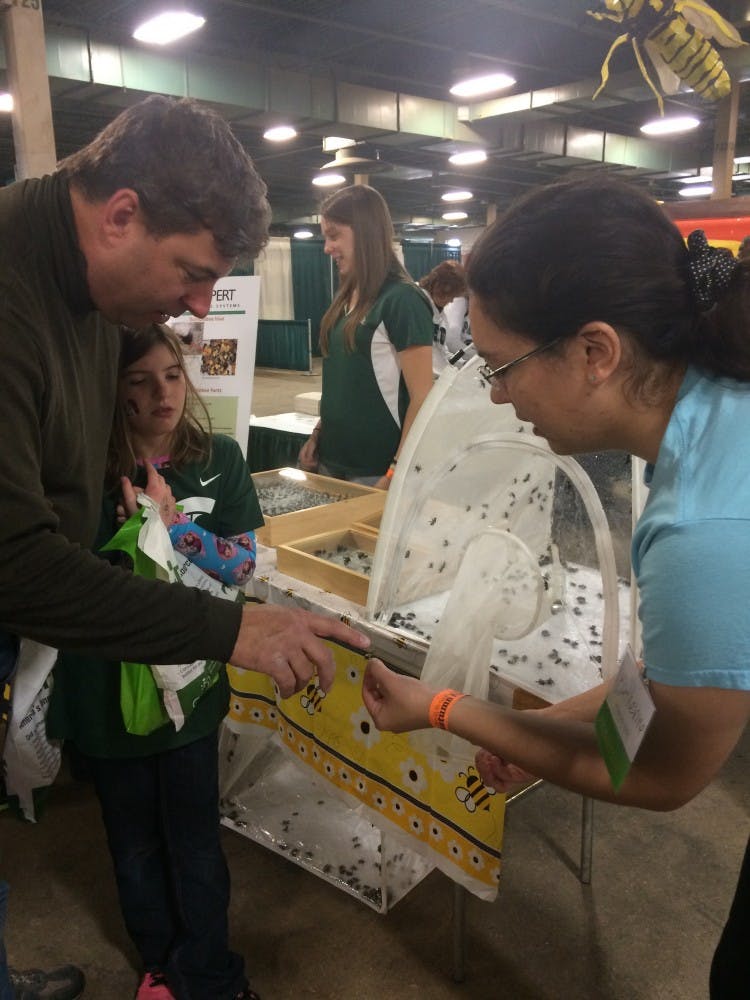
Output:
[253, 468, 385, 547]
[351, 508, 382, 537]
[276, 527, 377, 605]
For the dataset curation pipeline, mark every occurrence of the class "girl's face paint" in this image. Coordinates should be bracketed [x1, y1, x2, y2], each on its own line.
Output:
[119, 343, 187, 453]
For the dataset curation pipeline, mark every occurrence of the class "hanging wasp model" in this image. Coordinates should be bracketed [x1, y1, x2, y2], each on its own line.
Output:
[587, 1, 745, 113]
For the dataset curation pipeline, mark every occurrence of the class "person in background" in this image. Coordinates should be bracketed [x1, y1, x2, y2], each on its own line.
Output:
[737, 235, 750, 262]
[49, 325, 262, 1000]
[361, 177, 750, 998]
[417, 259, 469, 374]
[298, 185, 434, 489]
[0, 94, 368, 1000]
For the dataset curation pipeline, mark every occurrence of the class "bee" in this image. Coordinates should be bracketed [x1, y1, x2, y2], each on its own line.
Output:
[588, 1, 745, 113]
[455, 766, 496, 813]
[300, 680, 326, 715]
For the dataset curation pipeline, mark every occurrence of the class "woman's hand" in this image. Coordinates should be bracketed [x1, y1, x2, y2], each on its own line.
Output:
[475, 747, 538, 794]
[298, 433, 319, 472]
[362, 658, 435, 732]
[120, 461, 177, 527]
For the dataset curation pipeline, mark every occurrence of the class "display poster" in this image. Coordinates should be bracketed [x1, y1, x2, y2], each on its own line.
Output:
[169, 275, 261, 457]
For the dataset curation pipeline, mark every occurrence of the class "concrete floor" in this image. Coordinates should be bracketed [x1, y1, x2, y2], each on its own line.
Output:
[3, 730, 748, 999]
[3, 362, 748, 999]
[250, 361, 323, 420]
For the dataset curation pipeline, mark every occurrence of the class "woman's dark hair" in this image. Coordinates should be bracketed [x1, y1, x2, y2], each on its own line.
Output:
[467, 175, 750, 389]
[60, 95, 271, 262]
[318, 184, 410, 353]
[106, 323, 211, 488]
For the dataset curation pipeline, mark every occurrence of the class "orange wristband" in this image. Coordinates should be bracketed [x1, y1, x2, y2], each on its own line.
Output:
[385, 466, 395, 480]
[428, 689, 467, 730]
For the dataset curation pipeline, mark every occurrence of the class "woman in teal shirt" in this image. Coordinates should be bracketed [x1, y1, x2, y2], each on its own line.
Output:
[361, 177, 750, 998]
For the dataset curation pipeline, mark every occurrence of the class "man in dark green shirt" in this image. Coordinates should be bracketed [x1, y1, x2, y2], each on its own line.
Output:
[0, 94, 368, 1000]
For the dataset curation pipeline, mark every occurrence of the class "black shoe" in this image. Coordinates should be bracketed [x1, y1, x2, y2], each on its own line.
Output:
[8, 964, 85, 1000]
[234, 990, 261, 1000]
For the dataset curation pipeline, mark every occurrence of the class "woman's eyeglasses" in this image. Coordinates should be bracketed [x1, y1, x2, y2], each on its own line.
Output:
[477, 336, 565, 387]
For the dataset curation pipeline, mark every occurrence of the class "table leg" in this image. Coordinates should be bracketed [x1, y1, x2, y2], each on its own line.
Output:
[580, 796, 594, 884]
[451, 881, 467, 982]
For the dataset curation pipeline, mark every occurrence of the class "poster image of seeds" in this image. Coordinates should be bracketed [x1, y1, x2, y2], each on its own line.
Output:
[201, 338, 238, 376]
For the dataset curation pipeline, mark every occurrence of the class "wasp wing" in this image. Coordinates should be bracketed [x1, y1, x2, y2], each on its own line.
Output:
[677, 1, 745, 48]
[643, 37, 684, 95]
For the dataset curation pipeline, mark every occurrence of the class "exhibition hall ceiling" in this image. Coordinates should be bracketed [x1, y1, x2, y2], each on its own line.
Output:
[2, 0, 750, 232]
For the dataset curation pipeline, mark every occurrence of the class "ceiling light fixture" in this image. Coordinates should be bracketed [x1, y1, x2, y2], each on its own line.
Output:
[640, 115, 700, 136]
[442, 211, 468, 221]
[320, 147, 390, 172]
[293, 229, 315, 239]
[264, 125, 297, 142]
[441, 190, 472, 203]
[312, 173, 346, 187]
[132, 12, 205, 45]
[0, 92, 13, 113]
[322, 136, 357, 152]
[450, 72, 515, 98]
[679, 172, 713, 183]
[445, 238, 462, 247]
[679, 184, 713, 197]
[448, 149, 487, 166]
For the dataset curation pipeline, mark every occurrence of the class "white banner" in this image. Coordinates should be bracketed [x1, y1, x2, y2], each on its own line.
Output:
[170, 275, 261, 457]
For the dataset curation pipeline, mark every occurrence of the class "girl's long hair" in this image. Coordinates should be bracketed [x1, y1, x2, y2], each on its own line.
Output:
[106, 323, 211, 488]
[318, 184, 411, 353]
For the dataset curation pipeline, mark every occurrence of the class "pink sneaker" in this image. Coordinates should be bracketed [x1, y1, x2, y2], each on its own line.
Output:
[135, 971, 176, 1000]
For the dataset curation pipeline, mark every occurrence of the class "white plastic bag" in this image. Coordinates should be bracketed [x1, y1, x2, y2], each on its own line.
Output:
[2, 639, 61, 822]
[115, 494, 241, 734]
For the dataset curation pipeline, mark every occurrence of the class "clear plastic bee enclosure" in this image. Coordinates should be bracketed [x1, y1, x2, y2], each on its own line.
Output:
[367, 355, 631, 741]
[219, 356, 632, 911]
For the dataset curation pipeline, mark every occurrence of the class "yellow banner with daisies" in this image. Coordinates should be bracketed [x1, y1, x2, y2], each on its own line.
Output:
[226, 640, 505, 900]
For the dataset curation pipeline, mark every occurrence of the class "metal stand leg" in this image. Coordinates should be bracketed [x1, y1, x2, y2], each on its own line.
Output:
[447, 790, 592, 983]
[579, 796, 594, 884]
[451, 881, 467, 982]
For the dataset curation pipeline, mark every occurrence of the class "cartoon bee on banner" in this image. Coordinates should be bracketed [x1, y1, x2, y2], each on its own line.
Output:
[587, 1, 745, 113]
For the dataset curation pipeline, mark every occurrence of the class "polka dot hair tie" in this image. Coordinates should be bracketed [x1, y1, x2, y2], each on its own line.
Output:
[686, 229, 738, 312]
